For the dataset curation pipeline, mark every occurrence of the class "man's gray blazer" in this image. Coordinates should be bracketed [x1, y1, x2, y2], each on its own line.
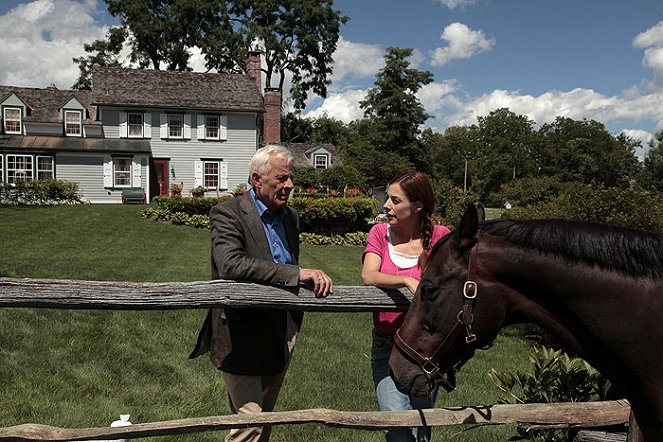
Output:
[189, 192, 304, 375]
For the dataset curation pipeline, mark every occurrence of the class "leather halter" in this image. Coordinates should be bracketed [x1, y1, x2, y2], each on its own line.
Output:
[393, 233, 480, 384]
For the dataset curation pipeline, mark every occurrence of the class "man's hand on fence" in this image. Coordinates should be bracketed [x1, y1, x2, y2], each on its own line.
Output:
[299, 269, 334, 297]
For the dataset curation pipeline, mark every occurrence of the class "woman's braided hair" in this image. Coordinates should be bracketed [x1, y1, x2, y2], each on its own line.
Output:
[389, 171, 435, 269]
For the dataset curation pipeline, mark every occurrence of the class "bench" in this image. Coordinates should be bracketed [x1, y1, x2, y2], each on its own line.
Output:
[121, 187, 146, 204]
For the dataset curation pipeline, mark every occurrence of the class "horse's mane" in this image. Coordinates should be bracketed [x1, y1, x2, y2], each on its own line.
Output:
[481, 218, 663, 279]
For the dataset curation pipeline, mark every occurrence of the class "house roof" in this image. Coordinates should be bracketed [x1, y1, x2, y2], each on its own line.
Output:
[91, 67, 264, 112]
[0, 86, 97, 123]
[278, 142, 340, 168]
[0, 135, 151, 153]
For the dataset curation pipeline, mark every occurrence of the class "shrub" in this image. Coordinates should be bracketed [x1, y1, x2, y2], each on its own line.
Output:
[289, 197, 378, 234]
[431, 178, 475, 228]
[153, 195, 232, 216]
[507, 184, 663, 232]
[489, 177, 579, 208]
[300, 231, 368, 246]
[318, 165, 366, 191]
[489, 346, 606, 442]
[0, 180, 84, 205]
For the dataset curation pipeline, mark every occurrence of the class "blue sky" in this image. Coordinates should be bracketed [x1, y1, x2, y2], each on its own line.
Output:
[1, 0, 662, 157]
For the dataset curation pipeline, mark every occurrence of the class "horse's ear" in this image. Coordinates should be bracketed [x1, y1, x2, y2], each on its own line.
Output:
[457, 204, 479, 248]
[476, 203, 486, 224]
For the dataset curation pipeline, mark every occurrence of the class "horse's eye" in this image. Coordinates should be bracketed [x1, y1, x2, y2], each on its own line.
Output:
[419, 284, 438, 300]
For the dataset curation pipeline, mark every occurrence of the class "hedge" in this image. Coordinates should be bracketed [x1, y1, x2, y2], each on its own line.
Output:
[0, 180, 84, 205]
[145, 195, 379, 236]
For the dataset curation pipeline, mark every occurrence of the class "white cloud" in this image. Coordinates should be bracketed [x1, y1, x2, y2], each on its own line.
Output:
[436, 87, 663, 135]
[0, 0, 108, 88]
[431, 22, 495, 67]
[329, 37, 384, 90]
[303, 89, 367, 123]
[416, 80, 460, 113]
[633, 20, 663, 89]
[621, 128, 654, 159]
[436, 0, 476, 10]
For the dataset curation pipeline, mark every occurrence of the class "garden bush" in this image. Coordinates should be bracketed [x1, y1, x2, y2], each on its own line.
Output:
[0, 180, 83, 205]
[489, 177, 580, 208]
[431, 178, 476, 228]
[507, 184, 663, 232]
[152, 195, 232, 215]
[300, 231, 368, 246]
[144, 195, 378, 236]
[489, 346, 606, 442]
[289, 196, 378, 234]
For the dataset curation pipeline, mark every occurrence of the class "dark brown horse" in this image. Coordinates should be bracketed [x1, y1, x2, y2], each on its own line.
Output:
[389, 205, 663, 441]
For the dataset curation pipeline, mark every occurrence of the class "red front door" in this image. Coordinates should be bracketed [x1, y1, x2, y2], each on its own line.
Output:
[154, 159, 168, 196]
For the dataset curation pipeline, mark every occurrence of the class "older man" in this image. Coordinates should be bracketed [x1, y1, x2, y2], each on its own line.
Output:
[190, 145, 333, 442]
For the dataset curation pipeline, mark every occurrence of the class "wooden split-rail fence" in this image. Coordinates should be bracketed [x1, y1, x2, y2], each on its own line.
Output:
[0, 278, 637, 441]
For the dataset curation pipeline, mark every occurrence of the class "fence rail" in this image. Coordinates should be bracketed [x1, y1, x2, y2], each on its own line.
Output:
[0, 278, 634, 441]
[0, 277, 410, 311]
[0, 401, 631, 441]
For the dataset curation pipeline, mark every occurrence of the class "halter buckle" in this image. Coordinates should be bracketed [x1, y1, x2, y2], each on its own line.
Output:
[421, 357, 440, 377]
[463, 280, 478, 299]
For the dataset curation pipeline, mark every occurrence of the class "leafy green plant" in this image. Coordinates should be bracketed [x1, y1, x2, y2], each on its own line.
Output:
[489, 346, 605, 441]
[300, 232, 368, 246]
[0, 180, 84, 205]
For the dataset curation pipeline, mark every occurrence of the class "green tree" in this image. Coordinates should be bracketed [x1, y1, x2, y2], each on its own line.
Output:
[473, 108, 537, 199]
[424, 126, 476, 190]
[72, 27, 127, 90]
[196, 0, 349, 111]
[74, 0, 348, 110]
[536, 117, 639, 188]
[641, 130, 663, 191]
[359, 47, 434, 172]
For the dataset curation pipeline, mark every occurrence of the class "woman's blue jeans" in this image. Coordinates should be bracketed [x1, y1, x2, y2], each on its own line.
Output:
[371, 330, 439, 442]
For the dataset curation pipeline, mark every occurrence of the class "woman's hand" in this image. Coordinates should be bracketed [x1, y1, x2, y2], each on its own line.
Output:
[403, 276, 419, 294]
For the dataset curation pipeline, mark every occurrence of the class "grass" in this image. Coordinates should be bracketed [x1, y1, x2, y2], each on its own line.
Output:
[0, 205, 533, 441]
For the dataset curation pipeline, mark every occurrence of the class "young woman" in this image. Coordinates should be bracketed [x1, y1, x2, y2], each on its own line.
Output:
[362, 171, 451, 442]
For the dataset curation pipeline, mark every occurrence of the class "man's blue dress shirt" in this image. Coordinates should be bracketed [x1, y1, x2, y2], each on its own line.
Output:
[250, 189, 292, 265]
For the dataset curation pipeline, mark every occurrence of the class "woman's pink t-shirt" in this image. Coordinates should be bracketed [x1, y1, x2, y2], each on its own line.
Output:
[363, 223, 451, 335]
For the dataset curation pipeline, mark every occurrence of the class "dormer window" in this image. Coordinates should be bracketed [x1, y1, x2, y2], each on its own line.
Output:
[206, 116, 219, 139]
[65, 110, 82, 136]
[314, 153, 329, 170]
[128, 113, 144, 137]
[3, 108, 21, 134]
[169, 114, 183, 138]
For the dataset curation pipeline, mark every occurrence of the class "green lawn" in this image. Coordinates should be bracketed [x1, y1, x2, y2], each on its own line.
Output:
[0, 205, 532, 441]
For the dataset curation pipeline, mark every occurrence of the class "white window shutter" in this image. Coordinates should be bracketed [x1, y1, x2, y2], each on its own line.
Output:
[194, 160, 203, 187]
[119, 112, 128, 138]
[220, 115, 228, 140]
[220, 161, 228, 189]
[103, 156, 113, 187]
[144, 113, 151, 138]
[183, 114, 191, 139]
[132, 157, 142, 187]
[197, 114, 205, 140]
[160, 113, 168, 138]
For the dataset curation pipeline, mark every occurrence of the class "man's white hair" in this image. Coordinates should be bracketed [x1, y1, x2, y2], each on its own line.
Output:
[249, 145, 294, 176]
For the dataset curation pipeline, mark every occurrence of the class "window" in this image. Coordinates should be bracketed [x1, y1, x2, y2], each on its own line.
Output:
[65, 110, 82, 135]
[169, 114, 183, 138]
[37, 156, 54, 180]
[314, 154, 329, 170]
[113, 157, 132, 187]
[196, 160, 227, 190]
[204, 161, 220, 189]
[3, 108, 21, 134]
[205, 116, 219, 139]
[128, 113, 143, 137]
[7, 155, 32, 183]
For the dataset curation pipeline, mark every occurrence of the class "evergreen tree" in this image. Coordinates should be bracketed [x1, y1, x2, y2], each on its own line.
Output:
[359, 47, 434, 172]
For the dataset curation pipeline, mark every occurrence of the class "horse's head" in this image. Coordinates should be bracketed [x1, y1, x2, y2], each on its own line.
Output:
[389, 204, 504, 396]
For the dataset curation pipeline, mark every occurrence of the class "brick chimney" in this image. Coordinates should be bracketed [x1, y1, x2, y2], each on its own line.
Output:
[246, 51, 262, 94]
[263, 88, 282, 143]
